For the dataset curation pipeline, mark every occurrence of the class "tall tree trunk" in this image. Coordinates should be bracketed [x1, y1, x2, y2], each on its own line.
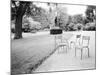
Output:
[14, 15, 23, 39]
[13, 2, 30, 39]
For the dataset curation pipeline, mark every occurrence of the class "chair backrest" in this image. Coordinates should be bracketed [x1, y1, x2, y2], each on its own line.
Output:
[55, 34, 62, 43]
[82, 36, 90, 47]
[76, 34, 81, 46]
[55, 35, 62, 41]
[55, 34, 67, 43]
[76, 35, 81, 38]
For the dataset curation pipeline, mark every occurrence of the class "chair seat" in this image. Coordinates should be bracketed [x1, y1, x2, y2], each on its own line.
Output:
[75, 43, 81, 47]
[58, 42, 68, 45]
[76, 45, 89, 49]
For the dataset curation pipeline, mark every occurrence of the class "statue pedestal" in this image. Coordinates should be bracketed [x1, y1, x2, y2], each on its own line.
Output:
[50, 27, 62, 35]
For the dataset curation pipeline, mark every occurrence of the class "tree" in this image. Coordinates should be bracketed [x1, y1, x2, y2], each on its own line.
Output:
[67, 23, 75, 31]
[30, 4, 51, 30]
[71, 14, 84, 24]
[55, 7, 69, 30]
[85, 5, 96, 23]
[11, 0, 31, 39]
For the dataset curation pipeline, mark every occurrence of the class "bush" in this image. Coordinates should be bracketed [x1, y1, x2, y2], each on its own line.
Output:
[22, 23, 30, 32]
[67, 23, 75, 31]
[74, 23, 84, 31]
[11, 28, 15, 33]
[83, 22, 96, 31]
[67, 23, 84, 31]
[11, 21, 15, 33]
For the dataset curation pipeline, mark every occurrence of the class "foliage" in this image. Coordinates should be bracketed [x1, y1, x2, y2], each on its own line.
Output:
[85, 5, 96, 23]
[71, 14, 84, 24]
[29, 6, 50, 30]
[58, 13, 69, 27]
[67, 23, 75, 31]
[11, 1, 96, 36]
[83, 22, 96, 31]
[11, 20, 15, 33]
[11, 1, 51, 35]
[11, 1, 31, 20]
[67, 23, 84, 31]
[54, 7, 70, 30]
[66, 5, 96, 31]
[74, 23, 84, 30]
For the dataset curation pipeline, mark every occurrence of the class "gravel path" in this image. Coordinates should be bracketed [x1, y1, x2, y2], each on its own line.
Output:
[33, 31, 96, 73]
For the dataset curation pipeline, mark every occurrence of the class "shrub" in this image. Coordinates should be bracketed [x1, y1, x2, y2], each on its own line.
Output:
[67, 23, 76, 31]
[11, 21, 15, 33]
[83, 22, 96, 31]
[67, 23, 84, 31]
[11, 28, 15, 33]
[74, 23, 84, 31]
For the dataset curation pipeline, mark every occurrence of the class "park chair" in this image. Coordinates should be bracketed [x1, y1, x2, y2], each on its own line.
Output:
[55, 34, 69, 53]
[70, 34, 81, 49]
[75, 35, 90, 60]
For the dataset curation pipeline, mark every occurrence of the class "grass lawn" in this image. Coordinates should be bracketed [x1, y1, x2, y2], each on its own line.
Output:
[11, 31, 73, 74]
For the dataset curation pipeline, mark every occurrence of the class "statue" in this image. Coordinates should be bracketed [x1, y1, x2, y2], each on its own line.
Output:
[55, 16, 58, 26]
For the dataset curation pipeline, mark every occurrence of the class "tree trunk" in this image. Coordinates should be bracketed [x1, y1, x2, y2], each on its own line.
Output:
[13, 2, 30, 39]
[14, 15, 23, 39]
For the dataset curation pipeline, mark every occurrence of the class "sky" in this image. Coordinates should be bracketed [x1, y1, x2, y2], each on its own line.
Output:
[62, 5, 87, 16]
[33, 2, 87, 16]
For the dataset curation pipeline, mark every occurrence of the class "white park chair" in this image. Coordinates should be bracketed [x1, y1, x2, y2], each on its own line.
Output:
[70, 34, 81, 49]
[55, 34, 69, 53]
[75, 35, 90, 59]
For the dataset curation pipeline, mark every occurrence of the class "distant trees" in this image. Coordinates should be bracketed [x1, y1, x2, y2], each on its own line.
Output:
[83, 5, 96, 31]
[31, 8, 50, 29]
[11, 1, 96, 38]
[85, 5, 96, 23]
[57, 12, 69, 29]
[71, 14, 84, 24]
[67, 14, 84, 31]
[83, 22, 96, 31]
[67, 5, 96, 31]
[22, 16, 31, 32]
[56, 5, 96, 31]
[53, 7, 70, 30]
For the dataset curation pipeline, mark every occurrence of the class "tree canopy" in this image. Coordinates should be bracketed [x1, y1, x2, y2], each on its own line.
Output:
[85, 5, 96, 23]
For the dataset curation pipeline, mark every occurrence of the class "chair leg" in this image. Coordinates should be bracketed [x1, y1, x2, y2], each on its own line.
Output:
[75, 48, 76, 56]
[66, 46, 67, 53]
[55, 38, 56, 49]
[87, 47, 90, 57]
[58, 46, 60, 53]
[70, 42, 75, 50]
[63, 46, 64, 52]
[70, 42, 72, 49]
[60, 46, 62, 53]
[68, 44, 69, 50]
[58, 46, 62, 53]
[81, 48, 83, 60]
